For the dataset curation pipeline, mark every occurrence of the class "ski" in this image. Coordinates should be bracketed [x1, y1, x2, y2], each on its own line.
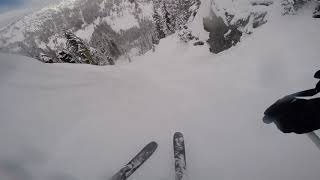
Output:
[110, 141, 158, 180]
[173, 132, 187, 180]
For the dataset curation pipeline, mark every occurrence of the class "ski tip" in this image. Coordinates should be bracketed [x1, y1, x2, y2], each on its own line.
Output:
[174, 132, 184, 137]
[148, 141, 158, 148]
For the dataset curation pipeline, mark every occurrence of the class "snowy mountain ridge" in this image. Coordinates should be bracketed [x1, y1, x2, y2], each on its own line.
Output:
[0, 0, 200, 65]
[0, 0, 152, 45]
[0, 0, 78, 43]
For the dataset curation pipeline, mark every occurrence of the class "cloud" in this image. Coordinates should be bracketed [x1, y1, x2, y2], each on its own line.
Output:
[0, 0, 23, 7]
[0, 0, 62, 28]
[0, 0, 23, 13]
[0, 0, 62, 14]
[26, 0, 62, 8]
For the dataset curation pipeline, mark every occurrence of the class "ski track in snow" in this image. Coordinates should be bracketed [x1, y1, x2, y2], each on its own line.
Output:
[1, 8, 320, 180]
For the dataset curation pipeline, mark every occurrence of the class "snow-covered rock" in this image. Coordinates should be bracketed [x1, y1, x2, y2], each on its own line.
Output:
[200, 0, 270, 53]
[189, 0, 317, 54]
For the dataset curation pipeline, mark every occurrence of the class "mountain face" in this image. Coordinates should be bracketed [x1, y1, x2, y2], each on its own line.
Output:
[201, 0, 272, 54]
[198, 0, 318, 54]
[0, 0, 200, 65]
[0, 0, 316, 65]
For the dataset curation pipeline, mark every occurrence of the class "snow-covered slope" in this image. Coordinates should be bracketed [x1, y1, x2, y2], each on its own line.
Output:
[1, 3, 320, 180]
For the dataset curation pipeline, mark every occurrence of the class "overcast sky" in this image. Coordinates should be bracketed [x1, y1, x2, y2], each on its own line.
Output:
[0, 0, 62, 14]
[0, 0, 62, 28]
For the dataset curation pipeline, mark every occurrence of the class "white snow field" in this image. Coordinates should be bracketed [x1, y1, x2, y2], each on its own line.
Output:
[1, 5, 320, 180]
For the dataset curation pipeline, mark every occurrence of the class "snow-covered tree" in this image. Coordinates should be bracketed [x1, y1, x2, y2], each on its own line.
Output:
[175, 0, 200, 29]
[153, 6, 166, 42]
[152, 0, 201, 41]
[178, 26, 196, 43]
[64, 31, 115, 66]
[160, 2, 175, 34]
[57, 50, 75, 63]
[90, 47, 115, 66]
[65, 31, 94, 65]
[39, 53, 53, 63]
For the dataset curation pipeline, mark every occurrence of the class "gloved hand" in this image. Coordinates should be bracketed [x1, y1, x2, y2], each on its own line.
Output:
[264, 70, 320, 134]
[263, 95, 320, 134]
[313, 3, 320, 18]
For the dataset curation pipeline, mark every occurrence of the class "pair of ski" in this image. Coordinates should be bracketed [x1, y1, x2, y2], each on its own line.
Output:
[110, 132, 186, 180]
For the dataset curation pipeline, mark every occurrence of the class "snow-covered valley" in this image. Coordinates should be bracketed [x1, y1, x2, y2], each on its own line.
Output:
[1, 1, 320, 180]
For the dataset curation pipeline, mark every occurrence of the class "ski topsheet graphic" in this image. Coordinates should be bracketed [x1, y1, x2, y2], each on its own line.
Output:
[173, 132, 187, 180]
[110, 141, 158, 180]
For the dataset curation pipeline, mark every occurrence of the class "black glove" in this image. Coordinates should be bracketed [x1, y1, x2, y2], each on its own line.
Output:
[263, 95, 320, 134]
[313, 4, 320, 18]
[314, 70, 320, 79]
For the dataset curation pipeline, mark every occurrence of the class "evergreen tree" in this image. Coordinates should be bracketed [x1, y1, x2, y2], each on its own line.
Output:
[161, 2, 175, 34]
[153, 6, 166, 41]
[153, 0, 200, 38]
[178, 0, 198, 27]
[57, 50, 75, 63]
[39, 53, 53, 63]
[65, 31, 94, 65]
[90, 47, 115, 66]
[63, 31, 116, 65]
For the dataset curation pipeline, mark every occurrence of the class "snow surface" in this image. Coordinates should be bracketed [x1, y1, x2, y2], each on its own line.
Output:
[100, 0, 153, 33]
[102, 12, 140, 32]
[75, 23, 96, 43]
[1, 4, 320, 180]
[100, 0, 147, 32]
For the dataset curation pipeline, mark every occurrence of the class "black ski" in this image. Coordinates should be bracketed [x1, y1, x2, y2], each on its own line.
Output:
[173, 132, 186, 180]
[110, 141, 158, 180]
